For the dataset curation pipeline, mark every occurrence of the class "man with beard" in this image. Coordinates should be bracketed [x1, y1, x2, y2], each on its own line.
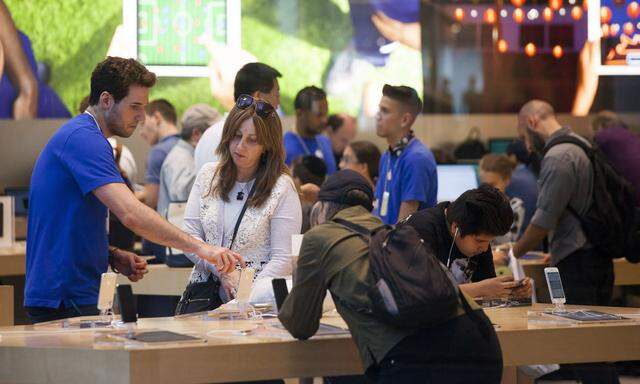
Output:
[510, 100, 618, 384]
[284, 86, 336, 174]
[25, 57, 243, 323]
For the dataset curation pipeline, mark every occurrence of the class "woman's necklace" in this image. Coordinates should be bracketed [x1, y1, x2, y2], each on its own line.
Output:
[236, 181, 251, 200]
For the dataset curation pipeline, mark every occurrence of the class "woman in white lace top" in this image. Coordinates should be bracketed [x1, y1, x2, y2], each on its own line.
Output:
[177, 95, 302, 314]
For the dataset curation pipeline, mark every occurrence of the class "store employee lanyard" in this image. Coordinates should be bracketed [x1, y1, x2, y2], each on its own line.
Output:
[84, 110, 104, 135]
[84, 110, 111, 230]
[296, 134, 324, 159]
[379, 149, 407, 218]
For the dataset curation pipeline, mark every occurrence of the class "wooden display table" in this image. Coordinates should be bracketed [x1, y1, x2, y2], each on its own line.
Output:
[0, 304, 639, 383]
[0, 241, 25, 277]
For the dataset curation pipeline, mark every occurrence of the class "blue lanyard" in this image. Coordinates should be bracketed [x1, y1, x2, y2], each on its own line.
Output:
[296, 134, 323, 158]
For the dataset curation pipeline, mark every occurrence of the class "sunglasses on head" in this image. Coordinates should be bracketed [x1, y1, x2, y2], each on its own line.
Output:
[236, 94, 275, 119]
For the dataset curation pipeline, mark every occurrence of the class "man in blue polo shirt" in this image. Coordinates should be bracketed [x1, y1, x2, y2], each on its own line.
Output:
[283, 86, 336, 174]
[25, 57, 243, 323]
[375, 84, 437, 224]
[138, 99, 180, 262]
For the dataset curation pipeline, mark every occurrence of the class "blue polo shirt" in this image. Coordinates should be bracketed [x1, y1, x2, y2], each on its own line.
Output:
[145, 134, 180, 185]
[283, 131, 337, 174]
[25, 113, 124, 308]
[375, 138, 438, 224]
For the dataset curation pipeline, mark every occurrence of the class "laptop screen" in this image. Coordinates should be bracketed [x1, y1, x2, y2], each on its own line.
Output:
[437, 165, 479, 202]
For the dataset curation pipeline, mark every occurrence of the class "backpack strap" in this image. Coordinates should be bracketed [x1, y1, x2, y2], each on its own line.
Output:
[332, 218, 373, 238]
[542, 134, 593, 158]
[542, 134, 594, 221]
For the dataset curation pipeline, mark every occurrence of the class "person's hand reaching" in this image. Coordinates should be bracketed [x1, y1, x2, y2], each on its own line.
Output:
[371, 11, 421, 51]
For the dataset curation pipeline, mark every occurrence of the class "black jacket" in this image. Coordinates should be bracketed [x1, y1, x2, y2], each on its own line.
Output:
[405, 202, 496, 283]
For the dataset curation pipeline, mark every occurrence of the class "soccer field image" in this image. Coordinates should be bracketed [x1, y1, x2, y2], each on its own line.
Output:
[137, 0, 227, 66]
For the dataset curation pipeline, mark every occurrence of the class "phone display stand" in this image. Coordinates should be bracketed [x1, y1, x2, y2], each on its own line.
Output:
[550, 302, 567, 314]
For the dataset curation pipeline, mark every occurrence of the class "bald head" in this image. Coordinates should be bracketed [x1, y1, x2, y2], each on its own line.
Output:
[519, 100, 555, 121]
[517, 100, 562, 154]
[327, 113, 358, 156]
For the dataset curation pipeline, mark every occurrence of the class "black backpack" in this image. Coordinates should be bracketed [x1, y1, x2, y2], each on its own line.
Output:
[543, 135, 640, 263]
[333, 218, 468, 329]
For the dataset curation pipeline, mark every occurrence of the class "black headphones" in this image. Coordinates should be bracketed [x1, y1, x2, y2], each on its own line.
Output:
[389, 131, 415, 157]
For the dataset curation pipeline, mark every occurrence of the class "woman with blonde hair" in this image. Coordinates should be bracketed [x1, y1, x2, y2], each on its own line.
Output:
[177, 95, 302, 314]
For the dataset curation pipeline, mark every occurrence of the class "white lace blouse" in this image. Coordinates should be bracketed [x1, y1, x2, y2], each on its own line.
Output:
[183, 162, 302, 286]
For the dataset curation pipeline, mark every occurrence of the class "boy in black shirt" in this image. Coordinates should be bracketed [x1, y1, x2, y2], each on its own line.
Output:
[405, 184, 532, 299]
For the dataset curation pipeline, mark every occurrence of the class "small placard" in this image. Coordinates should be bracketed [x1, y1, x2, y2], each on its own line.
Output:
[0, 196, 15, 248]
[291, 234, 304, 256]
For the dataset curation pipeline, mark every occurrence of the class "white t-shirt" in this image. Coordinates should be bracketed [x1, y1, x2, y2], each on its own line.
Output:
[107, 137, 138, 183]
[194, 117, 226, 173]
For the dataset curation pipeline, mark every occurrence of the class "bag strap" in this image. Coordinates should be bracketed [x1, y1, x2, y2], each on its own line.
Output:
[229, 182, 257, 250]
[542, 134, 593, 158]
[542, 135, 594, 222]
[332, 218, 373, 238]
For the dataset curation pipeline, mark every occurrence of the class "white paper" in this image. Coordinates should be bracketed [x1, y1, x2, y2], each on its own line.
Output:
[509, 247, 525, 281]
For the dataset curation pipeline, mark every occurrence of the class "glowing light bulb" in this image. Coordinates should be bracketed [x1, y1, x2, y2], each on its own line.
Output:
[498, 39, 509, 53]
[611, 23, 620, 36]
[484, 8, 497, 24]
[571, 6, 582, 20]
[525, 42, 536, 57]
[628, 2, 640, 19]
[624, 22, 635, 35]
[513, 8, 525, 23]
[601, 6, 612, 24]
[552, 45, 563, 58]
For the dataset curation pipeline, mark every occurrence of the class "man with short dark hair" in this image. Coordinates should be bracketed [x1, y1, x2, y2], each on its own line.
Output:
[25, 57, 242, 323]
[326, 113, 357, 166]
[194, 62, 281, 171]
[284, 86, 336, 174]
[138, 99, 181, 262]
[406, 184, 532, 299]
[375, 84, 437, 224]
[138, 99, 180, 210]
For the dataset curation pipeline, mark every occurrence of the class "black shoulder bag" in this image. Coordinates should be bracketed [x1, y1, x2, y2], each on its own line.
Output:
[175, 183, 256, 315]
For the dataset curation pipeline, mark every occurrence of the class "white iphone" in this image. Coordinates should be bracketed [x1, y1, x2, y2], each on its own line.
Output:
[235, 267, 255, 304]
[544, 267, 566, 306]
[97, 272, 118, 312]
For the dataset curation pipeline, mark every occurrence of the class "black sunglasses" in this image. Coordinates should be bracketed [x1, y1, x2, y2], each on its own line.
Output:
[236, 94, 275, 119]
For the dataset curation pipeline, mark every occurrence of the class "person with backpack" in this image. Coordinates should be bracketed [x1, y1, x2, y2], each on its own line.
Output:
[279, 170, 502, 384]
[511, 100, 622, 384]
